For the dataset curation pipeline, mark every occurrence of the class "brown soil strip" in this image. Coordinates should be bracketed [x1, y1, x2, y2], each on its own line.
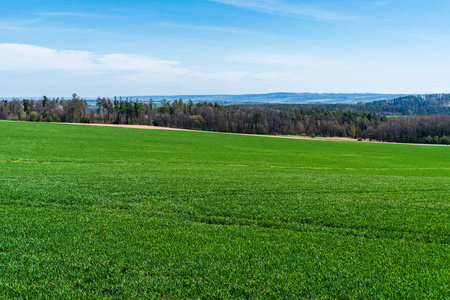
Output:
[65, 123, 447, 146]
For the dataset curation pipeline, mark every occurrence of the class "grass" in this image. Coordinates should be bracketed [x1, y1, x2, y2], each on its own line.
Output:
[1, 120, 449, 299]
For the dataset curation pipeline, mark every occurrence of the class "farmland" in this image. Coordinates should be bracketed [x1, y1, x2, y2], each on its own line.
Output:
[1, 120, 449, 298]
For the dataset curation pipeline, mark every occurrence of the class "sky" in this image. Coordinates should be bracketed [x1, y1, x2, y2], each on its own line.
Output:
[1, 0, 450, 97]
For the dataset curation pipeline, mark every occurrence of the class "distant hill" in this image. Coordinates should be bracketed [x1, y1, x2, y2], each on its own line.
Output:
[122, 93, 407, 104]
[2, 93, 408, 105]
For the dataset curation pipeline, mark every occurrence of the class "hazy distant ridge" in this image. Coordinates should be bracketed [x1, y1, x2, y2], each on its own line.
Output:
[121, 93, 408, 104]
[2, 92, 408, 104]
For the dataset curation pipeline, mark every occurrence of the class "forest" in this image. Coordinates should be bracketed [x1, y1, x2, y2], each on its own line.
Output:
[264, 94, 450, 115]
[1, 93, 449, 144]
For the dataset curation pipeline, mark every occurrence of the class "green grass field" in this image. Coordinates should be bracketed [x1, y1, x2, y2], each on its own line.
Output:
[1, 121, 449, 299]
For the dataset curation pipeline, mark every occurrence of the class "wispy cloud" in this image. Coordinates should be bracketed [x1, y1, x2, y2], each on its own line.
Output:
[225, 50, 450, 94]
[210, 0, 354, 21]
[36, 12, 120, 19]
[0, 44, 289, 95]
[0, 22, 99, 33]
[157, 22, 256, 34]
[0, 17, 42, 31]
[0, 24, 33, 31]
[371, 1, 394, 6]
[3, 44, 447, 96]
[402, 30, 450, 44]
[227, 52, 343, 69]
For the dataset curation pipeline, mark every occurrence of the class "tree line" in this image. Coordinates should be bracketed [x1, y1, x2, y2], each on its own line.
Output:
[1, 94, 449, 144]
[264, 94, 450, 116]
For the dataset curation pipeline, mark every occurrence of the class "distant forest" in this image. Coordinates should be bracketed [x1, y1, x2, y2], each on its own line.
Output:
[1, 93, 449, 144]
[264, 94, 450, 115]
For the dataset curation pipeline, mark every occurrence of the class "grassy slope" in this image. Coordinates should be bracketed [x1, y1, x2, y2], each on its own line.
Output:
[1, 121, 449, 299]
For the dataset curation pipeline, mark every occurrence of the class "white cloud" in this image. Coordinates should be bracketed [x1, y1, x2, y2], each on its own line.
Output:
[1, 43, 449, 96]
[0, 44, 184, 73]
[0, 44, 290, 96]
[210, 0, 354, 21]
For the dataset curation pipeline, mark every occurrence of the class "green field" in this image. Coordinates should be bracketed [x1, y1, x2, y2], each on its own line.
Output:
[1, 121, 449, 299]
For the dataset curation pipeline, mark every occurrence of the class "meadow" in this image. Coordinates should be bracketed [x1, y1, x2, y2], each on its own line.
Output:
[1, 120, 449, 299]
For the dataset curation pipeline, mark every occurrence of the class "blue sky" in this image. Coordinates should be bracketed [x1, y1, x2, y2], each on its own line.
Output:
[1, 0, 450, 97]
